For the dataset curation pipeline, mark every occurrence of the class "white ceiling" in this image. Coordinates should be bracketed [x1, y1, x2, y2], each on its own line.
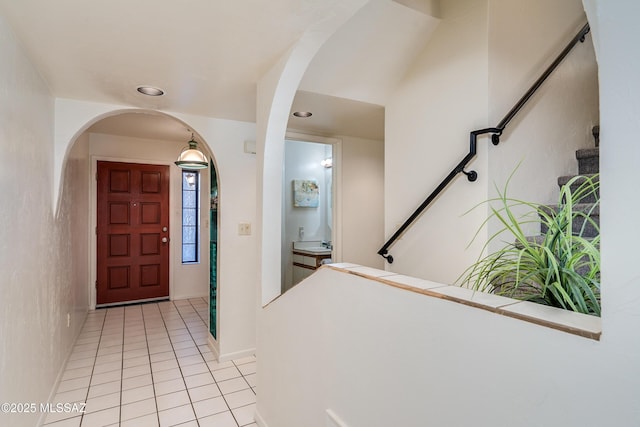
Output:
[299, 0, 439, 106]
[87, 111, 191, 143]
[289, 91, 385, 141]
[0, 0, 439, 141]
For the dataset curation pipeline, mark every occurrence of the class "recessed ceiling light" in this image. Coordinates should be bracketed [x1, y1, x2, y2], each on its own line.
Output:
[137, 86, 165, 96]
[292, 111, 312, 118]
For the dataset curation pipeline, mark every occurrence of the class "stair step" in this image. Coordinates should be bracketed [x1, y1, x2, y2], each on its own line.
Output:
[576, 148, 599, 174]
[539, 203, 599, 238]
[524, 235, 545, 246]
[522, 234, 599, 245]
[557, 174, 599, 204]
[521, 234, 599, 276]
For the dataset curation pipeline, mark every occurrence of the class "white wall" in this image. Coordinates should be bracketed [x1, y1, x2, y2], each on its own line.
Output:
[385, 0, 489, 284]
[340, 136, 384, 269]
[55, 102, 258, 360]
[583, 0, 640, 353]
[88, 133, 210, 302]
[384, 0, 598, 282]
[67, 133, 91, 323]
[182, 116, 258, 359]
[0, 16, 89, 427]
[486, 0, 599, 247]
[257, 1, 640, 426]
[255, 0, 369, 305]
[258, 268, 613, 427]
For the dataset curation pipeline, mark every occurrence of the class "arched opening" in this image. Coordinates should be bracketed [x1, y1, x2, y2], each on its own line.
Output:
[59, 109, 220, 342]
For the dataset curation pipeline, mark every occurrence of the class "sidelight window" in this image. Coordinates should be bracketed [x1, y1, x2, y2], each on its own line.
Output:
[182, 170, 200, 263]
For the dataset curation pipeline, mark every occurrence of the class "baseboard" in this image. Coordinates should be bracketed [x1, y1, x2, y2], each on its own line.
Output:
[218, 347, 256, 362]
[207, 334, 220, 360]
[254, 407, 269, 427]
[38, 309, 89, 426]
[252, 407, 347, 427]
[37, 359, 70, 426]
[326, 409, 349, 427]
[171, 293, 208, 301]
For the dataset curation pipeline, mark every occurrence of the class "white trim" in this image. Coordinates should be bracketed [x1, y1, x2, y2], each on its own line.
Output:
[207, 334, 220, 360]
[169, 295, 209, 302]
[96, 296, 169, 308]
[326, 409, 349, 427]
[333, 139, 343, 263]
[218, 347, 257, 363]
[285, 130, 341, 145]
[171, 293, 208, 301]
[37, 310, 89, 427]
[254, 407, 269, 427]
[326, 264, 602, 340]
[283, 131, 343, 264]
[89, 155, 175, 309]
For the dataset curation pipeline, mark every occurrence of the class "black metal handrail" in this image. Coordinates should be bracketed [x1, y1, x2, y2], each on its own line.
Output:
[378, 23, 591, 264]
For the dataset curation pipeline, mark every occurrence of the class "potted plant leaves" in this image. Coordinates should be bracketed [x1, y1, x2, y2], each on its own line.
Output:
[457, 171, 600, 316]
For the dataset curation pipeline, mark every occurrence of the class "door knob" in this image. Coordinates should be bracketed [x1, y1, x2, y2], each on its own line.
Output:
[162, 227, 168, 232]
[162, 237, 168, 243]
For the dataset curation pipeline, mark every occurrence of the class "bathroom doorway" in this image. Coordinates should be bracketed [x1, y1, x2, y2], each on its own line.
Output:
[281, 138, 336, 292]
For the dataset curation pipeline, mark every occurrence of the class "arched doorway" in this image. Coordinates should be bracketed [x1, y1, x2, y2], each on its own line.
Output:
[59, 110, 219, 342]
[85, 113, 215, 309]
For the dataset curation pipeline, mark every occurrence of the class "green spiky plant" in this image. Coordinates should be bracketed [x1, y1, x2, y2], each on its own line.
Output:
[457, 171, 600, 316]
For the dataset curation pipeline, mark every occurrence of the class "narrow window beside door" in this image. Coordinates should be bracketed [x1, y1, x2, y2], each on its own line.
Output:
[182, 170, 200, 263]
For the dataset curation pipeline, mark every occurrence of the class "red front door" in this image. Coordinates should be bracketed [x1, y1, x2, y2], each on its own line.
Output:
[97, 161, 170, 305]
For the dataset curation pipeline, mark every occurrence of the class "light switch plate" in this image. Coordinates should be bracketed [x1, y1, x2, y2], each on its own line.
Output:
[238, 222, 252, 235]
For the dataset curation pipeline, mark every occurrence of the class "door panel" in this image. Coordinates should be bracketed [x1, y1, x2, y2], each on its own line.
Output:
[97, 161, 170, 305]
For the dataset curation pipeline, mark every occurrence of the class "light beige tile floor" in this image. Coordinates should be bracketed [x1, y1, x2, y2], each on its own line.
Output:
[43, 298, 257, 427]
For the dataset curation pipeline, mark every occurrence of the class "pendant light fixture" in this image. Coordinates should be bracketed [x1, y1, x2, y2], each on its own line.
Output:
[175, 132, 208, 169]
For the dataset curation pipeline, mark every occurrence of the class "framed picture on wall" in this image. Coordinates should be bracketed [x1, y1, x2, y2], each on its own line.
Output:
[293, 179, 319, 208]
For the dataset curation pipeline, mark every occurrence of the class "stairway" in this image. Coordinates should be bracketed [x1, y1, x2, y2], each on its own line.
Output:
[496, 127, 601, 311]
[460, 126, 601, 316]
[539, 126, 600, 239]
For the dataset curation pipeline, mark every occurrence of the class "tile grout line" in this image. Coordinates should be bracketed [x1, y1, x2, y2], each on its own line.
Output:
[159, 299, 202, 426]
[153, 300, 185, 425]
[82, 310, 110, 425]
[72, 311, 106, 426]
[81, 306, 123, 426]
[169, 299, 210, 427]
[118, 305, 126, 426]
[141, 302, 162, 427]
[46, 299, 257, 427]
[187, 297, 254, 426]
[117, 303, 159, 425]
[183, 297, 238, 425]
[107, 305, 124, 426]
[177, 297, 251, 426]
